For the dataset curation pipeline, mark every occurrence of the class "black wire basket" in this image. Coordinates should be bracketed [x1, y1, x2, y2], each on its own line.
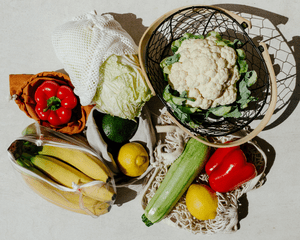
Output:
[139, 5, 277, 146]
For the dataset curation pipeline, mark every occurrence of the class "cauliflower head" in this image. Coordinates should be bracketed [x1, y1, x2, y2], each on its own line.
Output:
[168, 35, 240, 109]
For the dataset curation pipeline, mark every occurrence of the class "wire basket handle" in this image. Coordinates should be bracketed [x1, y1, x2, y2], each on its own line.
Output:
[165, 41, 277, 148]
[211, 5, 252, 29]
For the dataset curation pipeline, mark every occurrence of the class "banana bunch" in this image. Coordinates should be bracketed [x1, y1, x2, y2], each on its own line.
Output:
[16, 141, 116, 216]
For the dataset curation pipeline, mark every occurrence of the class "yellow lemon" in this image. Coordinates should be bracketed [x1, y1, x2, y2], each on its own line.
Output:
[185, 184, 218, 220]
[117, 142, 149, 177]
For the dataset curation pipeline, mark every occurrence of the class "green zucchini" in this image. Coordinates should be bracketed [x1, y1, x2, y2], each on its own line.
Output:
[142, 138, 210, 226]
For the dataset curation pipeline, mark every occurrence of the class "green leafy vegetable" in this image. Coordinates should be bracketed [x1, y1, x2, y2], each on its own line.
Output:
[216, 39, 233, 47]
[171, 33, 204, 53]
[239, 80, 251, 99]
[206, 31, 222, 40]
[223, 107, 242, 118]
[162, 54, 181, 66]
[160, 32, 258, 127]
[245, 70, 258, 87]
[236, 48, 246, 60]
[208, 105, 232, 117]
[163, 84, 195, 104]
[160, 54, 181, 80]
[231, 39, 244, 48]
[163, 85, 186, 105]
[163, 85, 201, 128]
[171, 103, 192, 124]
[93, 54, 152, 120]
[237, 70, 258, 109]
[238, 59, 249, 73]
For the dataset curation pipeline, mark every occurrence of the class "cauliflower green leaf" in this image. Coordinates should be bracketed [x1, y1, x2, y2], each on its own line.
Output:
[208, 105, 232, 117]
[171, 33, 204, 53]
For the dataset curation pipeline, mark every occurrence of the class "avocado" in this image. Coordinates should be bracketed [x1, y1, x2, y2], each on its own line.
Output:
[94, 112, 139, 144]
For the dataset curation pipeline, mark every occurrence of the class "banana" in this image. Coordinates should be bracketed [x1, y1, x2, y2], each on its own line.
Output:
[21, 172, 111, 216]
[30, 155, 116, 202]
[38, 145, 110, 183]
[31, 155, 93, 187]
[80, 184, 116, 202]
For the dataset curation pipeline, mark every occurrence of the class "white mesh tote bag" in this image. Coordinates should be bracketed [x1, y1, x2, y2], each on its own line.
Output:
[52, 11, 138, 106]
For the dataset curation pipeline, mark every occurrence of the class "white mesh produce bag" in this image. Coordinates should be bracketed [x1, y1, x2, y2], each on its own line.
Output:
[52, 11, 138, 106]
[141, 108, 267, 234]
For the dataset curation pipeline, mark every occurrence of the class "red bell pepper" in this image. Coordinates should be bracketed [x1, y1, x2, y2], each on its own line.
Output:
[205, 145, 257, 193]
[34, 81, 78, 126]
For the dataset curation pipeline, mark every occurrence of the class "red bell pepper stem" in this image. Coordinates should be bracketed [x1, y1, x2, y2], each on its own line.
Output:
[43, 96, 61, 112]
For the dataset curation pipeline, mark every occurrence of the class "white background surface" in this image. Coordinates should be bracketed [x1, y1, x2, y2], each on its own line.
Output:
[1, 0, 300, 240]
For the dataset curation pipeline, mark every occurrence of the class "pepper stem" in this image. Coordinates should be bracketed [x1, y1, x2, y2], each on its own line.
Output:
[43, 96, 61, 112]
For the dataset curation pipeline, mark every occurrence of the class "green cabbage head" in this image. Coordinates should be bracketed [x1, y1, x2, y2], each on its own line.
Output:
[93, 54, 152, 120]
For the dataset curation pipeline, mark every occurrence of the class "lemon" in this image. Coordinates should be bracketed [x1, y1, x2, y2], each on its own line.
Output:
[117, 142, 149, 177]
[185, 184, 218, 220]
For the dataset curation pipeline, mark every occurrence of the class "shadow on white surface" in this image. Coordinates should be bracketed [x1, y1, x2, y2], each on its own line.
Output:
[217, 4, 300, 131]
